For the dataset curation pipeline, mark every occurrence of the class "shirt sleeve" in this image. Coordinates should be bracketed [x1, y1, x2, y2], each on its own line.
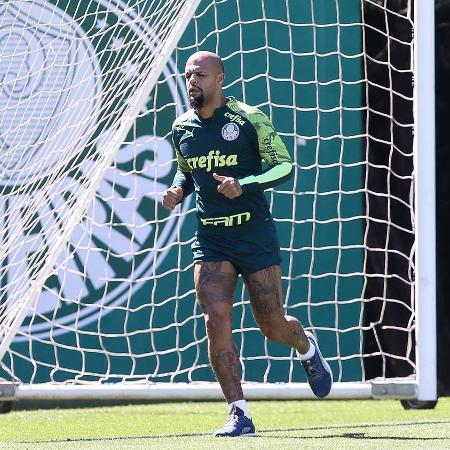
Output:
[170, 128, 194, 199]
[238, 108, 293, 192]
[171, 128, 192, 173]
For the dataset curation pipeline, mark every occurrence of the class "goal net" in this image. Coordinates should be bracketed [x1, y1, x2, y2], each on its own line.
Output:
[0, 0, 435, 401]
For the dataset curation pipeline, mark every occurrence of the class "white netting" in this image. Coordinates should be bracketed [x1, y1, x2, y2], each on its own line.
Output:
[0, 0, 416, 391]
[0, 0, 200, 370]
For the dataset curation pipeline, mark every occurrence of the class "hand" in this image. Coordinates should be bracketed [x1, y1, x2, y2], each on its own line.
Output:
[213, 173, 242, 199]
[162, 187, 183, 210]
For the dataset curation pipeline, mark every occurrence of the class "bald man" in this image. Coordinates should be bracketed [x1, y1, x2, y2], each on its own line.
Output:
[162, 51, 332, 437]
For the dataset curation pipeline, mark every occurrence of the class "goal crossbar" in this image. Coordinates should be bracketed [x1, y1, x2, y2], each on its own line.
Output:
[0, 381, 422, 401]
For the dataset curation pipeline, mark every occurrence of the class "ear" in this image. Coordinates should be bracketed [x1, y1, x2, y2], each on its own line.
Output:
[217, 73, 224, 86]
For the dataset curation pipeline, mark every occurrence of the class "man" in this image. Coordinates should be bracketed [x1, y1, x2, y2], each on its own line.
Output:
[162, 51, 332, 437]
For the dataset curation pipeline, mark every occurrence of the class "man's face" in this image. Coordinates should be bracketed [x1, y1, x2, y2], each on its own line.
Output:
[184, 57, 222, 108]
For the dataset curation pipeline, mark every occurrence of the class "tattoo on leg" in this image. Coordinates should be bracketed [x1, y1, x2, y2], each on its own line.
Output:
[285, 316, 309, 353]
[195, 262, 237, 309]
[194, 262, 242, 402]
[244, 266, 283, 318]
[210, 346, 243, 403]
[244, 266, 310, 353]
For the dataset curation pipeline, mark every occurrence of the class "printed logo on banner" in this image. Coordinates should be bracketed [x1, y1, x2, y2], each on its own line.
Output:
[0, 0, 190, 341]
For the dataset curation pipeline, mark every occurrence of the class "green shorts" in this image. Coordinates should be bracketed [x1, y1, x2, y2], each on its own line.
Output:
[191, 219, 282, 274]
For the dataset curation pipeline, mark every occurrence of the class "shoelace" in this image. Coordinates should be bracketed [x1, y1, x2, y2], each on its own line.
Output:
[224, 413, 240, 426]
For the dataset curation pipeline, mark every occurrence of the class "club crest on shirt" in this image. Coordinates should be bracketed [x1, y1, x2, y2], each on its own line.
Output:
[221, 122, 240, 141]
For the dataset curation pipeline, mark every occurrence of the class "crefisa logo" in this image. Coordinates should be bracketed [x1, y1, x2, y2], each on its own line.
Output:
[0, 0, 190, 341]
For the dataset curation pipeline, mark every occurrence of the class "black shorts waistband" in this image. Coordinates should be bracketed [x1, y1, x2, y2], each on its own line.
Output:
[196, 212, 273, 235]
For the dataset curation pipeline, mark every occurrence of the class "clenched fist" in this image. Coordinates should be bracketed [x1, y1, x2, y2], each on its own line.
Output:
[162, 187, 183, 210]
[213, 172, 242, 199]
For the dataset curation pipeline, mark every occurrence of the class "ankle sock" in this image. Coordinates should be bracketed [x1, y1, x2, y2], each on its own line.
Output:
[297, 340, 316, 361]
[229, 399, 250, 418]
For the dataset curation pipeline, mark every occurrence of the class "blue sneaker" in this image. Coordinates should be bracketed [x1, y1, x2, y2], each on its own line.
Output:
[214, 405, 256, 437]
[301, 331, 333, 398]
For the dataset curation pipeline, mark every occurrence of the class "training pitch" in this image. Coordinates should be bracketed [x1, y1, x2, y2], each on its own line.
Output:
[1, 398, 449, 449]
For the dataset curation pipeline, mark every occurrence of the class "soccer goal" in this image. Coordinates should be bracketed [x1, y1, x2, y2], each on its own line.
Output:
[0, 0, 436, 408]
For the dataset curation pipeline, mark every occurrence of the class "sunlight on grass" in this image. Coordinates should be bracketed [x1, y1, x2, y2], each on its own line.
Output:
[1, 399, 449, 449]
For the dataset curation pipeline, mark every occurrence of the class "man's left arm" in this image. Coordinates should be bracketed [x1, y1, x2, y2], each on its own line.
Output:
[239, 109, 293, 193]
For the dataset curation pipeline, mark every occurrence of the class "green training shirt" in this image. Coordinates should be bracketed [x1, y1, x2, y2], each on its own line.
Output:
[171, 96, 292, 235]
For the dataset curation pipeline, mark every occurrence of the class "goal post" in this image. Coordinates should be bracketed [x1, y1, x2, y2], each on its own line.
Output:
[414, 0, 436, 402]
[0, 0, 436, 405]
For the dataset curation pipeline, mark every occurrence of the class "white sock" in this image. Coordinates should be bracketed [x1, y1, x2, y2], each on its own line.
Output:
[229, 399, 250, 418]
[297, 340, 316, 361]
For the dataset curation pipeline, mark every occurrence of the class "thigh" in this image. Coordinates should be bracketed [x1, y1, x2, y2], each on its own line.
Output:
[194, 261, 238, 312]
[243, 265, 284, 320]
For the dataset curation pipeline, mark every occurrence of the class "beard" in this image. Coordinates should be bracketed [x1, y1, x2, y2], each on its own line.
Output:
[189, 93, 204, 109]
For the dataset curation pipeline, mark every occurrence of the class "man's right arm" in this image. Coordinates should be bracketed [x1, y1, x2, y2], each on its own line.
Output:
[162, 185, 184, 210]
[162, 168, 194, 210]
[171, 167, 194, 198]
[162, 128, 194, 210]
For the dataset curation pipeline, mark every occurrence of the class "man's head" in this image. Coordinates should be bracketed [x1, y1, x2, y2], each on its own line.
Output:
[184, 51, 224, 109]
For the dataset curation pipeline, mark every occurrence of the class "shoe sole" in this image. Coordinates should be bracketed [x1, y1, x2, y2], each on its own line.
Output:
[214, 432, 258, 437]
[304, 330, 333, 397]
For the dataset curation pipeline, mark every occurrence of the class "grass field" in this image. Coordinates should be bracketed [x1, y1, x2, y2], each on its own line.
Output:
[1, 398, 449, 449]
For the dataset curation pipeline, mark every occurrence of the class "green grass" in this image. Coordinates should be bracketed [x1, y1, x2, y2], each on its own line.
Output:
[1, 399, 449, 449]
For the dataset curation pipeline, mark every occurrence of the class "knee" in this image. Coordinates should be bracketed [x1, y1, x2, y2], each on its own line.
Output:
[203, 306, 231, 338]
[204, 313, 222, 334]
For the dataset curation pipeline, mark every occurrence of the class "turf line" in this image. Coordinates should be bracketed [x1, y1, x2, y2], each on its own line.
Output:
[260, 419, 450, 433]
[259, 434, 450, 442]
[6, 419, 450, 445]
